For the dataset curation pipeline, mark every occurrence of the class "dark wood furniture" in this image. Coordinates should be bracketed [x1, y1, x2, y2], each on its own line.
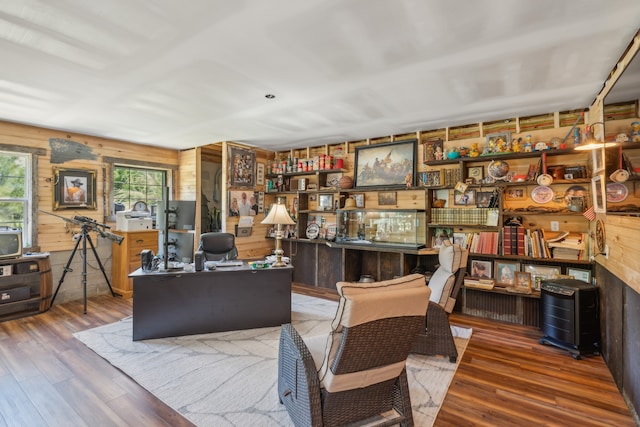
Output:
[0, 254, 52, 321]
[130, 263, 292, 340]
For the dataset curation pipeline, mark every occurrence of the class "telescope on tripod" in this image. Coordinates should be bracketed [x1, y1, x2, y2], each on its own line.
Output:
[40, 211, 124, 313]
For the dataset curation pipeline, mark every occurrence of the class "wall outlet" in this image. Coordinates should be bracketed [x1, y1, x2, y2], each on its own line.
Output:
[550, 221, 559, 231]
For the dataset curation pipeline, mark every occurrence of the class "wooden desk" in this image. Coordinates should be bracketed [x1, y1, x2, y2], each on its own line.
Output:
[130, 263, 292, 340]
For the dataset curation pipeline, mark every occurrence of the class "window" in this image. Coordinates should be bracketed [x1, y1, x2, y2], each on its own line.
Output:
[113, 165, 166, 214]
[0, 150, 32, 247]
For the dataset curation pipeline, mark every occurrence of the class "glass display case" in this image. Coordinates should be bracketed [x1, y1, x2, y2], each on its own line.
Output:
[335, 209, 426, 249]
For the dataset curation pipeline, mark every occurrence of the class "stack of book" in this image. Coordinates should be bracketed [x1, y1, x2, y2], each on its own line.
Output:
[547, 232, 587, 260]
[464, 277, 495, 290]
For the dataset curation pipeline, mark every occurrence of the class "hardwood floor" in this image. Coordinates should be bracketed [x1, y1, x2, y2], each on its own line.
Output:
[0, 289, 635, 426]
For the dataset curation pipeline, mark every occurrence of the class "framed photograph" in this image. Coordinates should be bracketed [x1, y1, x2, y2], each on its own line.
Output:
[476, 191, 493, 208]
[228, 190, 259, 217]
[454, 189, 475, 205]
[423, 170, 442, 187]
[505, 187, 527, 200]
[256, 162, 265, 186]
[468, 166, 484, 183]
[432, 227, 453, 247]
[378, 191, 397, 205]
[592, 174, 606, 213]
[354, 140, 417, 188]
[470, 259, 492, 279]
[351, 193, 365, 208]
[514, 271, 532, 292]
[523, 264, 561, 291]
[422, 138, 444, 162]
[567, 267, 592, 284]
[319, 194, 334, 211]
[485, 131, 512, 151]
[53, 168, 97, 210]
[592, 147, 605, 174]
[494, 260, 520, 286]
[228, 145, 256, 188]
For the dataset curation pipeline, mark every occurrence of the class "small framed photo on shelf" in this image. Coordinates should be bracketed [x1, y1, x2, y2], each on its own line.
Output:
[494, 260, 520, 286]
[505, 187, 527, 200]
[423, 170, 442, 187]
[432, 227, 453, 247]
[485, 131, 511, 150]
[514, 271, 532, 292]
[423, 138, 444, 162]
[470, 259, 492, 279]
[467, 166, 484, 183]
[454, 189, 475, 206]
[592, 148, 605, 174]
[378, 191, 397, 206]
[567, 267, 592, 283]
[318, 194, 334, 211]
[592, 175, 606, 213]
[351, 193, 365, 208]
[523, 264, 561, 291]
[476, 191, 493, 208]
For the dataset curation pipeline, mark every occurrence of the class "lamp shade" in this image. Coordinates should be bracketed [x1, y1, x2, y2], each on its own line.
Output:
[574, 122, 619, 151]
[261, 202, 295, 225]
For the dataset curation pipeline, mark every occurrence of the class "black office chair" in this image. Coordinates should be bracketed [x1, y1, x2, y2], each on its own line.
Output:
[197, 232, 238, 261]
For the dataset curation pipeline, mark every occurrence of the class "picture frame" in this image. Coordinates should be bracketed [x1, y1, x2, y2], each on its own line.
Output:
[470, 259, 492, 279]
[319, 194, 334, 211]
[592, 174, 606, 213]
[454, 189, 476, 205]
[467, 166, 484, 183]
[592, 147, 605, 174]
[422, 138, 444, 162]
[485, 131, 512, 151]
[567, 267, 592, 284]
[514, 271, 532, 292]
[494, 260, 520, 286]
[351, 193, 365, 208]
[228, 190, 259, 217]
[523, 264, 561, 291]
[476, 191, 493, 208]
[432, 227, 453, 247]
[354, 140, 417, 189]
[228, 145, 256, 189]
[53, 167, 97, 210]
[378, 191, 397, 205]
[505, 187, 527, 200]
[423, 170, 442, 187]
[256, 162, 265, 186]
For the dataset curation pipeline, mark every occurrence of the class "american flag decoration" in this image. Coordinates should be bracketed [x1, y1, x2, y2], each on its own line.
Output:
[583, 205, 596, 221]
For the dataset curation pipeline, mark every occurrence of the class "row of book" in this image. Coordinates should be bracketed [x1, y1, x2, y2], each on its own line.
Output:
[431, 208, 496, 225]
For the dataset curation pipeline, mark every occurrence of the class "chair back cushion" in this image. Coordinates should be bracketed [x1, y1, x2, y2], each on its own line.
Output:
[428, 241, 466, 305]
[317, 274, 430, 393]
[197, 232, 238, 261]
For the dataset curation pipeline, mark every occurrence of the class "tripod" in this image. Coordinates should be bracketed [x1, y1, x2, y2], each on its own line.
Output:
[50, 224, 116, 314]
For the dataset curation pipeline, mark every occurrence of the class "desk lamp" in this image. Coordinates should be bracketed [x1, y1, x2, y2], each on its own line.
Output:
[574, 122, 619, 151]
[261, 201, 295, 267]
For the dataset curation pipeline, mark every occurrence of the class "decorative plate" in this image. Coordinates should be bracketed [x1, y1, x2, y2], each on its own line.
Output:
[531, 186, 554, 204]
[306, 223, 320, 239]
[606, 182, 628, 203]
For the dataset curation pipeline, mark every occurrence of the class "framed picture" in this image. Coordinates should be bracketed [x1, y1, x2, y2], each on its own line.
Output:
[514, 271, 532, 292]
[354, 140, 417, 188]
[505, 187, 527, 200]
[494, 260, 520, 286]
[228, 190, 259, 217]
[592, 147, 605, 174]
[470, 259, 492, 279]
[523, 264, 561, 291]
[476, 191, 493, 208]
[422, 138, 444, 162]
[53, 168, 97, 210]
[378, 191, 397, 205]
[351, 193, 365, 208]
[467, 166, 484, 183]
[454, 189, 475, 205]
[423, 170, 442, 187]
[485, 131, 511, 151]
[567, 267, 592, 284]
[592, 174, 606, 213]
[228, 145, 256, 188]
[256, 162, 265, 186]
[319, 194, 334, 211]
[432, 227, 453, 247]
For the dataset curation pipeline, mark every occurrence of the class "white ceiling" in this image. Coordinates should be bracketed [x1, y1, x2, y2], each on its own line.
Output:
[0, 0, 639, 152]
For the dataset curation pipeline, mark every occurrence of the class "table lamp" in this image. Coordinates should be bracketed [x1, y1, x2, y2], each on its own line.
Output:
[261, 200, 295, 267]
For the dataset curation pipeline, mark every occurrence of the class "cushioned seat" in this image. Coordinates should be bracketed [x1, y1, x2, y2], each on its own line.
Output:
[278, 274, 431, 427]
[197, 232, 238, 261]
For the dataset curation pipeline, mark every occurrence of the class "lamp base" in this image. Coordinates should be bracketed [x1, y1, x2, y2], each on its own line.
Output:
[272, 260, 288, 268]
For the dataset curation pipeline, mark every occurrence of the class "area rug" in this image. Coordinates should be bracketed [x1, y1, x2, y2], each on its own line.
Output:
[74, 294, 471, 426]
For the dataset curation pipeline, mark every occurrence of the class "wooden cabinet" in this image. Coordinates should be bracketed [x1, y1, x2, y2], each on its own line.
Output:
[0, 255, 52, 321]
[112, 230, 158, 298]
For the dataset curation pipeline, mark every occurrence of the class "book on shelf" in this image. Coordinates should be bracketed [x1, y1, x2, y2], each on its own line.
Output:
[464, 277, 495, 290]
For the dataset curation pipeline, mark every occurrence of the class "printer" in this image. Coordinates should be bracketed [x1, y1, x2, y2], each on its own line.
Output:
[116, 210, 154, 232]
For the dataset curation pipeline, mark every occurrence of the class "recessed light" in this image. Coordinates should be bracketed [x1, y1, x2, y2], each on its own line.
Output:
[265, 94, 275, 99]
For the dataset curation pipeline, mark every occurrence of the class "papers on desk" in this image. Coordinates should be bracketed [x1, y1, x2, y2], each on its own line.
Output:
[238, 216, 254, 227]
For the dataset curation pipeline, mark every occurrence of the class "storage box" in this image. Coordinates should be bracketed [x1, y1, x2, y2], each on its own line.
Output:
[0, 286, 30, 304]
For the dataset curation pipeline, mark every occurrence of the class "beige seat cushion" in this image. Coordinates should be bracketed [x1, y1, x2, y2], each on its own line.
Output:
[429, 241, 465, 305]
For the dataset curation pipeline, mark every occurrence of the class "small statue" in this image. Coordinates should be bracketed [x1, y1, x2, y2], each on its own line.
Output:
[512, 137, 521, 153]
[632, 121, 640, 142]
[469, 143, 480, 157]
[405, 173, 412, 188]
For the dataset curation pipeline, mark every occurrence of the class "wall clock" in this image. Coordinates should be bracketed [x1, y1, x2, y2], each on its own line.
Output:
[595, 219, 606, 254]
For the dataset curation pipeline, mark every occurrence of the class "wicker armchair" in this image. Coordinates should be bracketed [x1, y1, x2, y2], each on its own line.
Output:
[411, 240, 468, 362]
[278, 274, 431, 427]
